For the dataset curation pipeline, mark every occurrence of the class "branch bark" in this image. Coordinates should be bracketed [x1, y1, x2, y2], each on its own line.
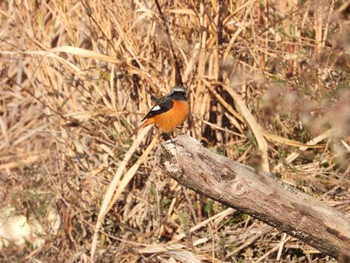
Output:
[156, 135, 350, 260]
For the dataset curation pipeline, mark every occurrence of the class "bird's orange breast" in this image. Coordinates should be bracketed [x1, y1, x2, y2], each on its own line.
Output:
[152, 100, 189, 132]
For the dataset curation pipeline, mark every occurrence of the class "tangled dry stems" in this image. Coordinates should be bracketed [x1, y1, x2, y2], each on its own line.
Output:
[0, 0, 349, 262]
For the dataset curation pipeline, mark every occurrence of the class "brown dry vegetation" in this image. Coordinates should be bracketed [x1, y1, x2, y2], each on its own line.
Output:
[1, 0, 350, 262]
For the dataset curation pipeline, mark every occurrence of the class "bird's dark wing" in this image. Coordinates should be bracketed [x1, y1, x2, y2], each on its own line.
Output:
[141, 98, 174, 121]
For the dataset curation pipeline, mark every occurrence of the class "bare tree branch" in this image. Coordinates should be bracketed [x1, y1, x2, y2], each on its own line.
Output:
[156, 135, 350, 260]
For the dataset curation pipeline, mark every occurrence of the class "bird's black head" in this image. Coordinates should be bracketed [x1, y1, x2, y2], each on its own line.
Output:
[167, 86, 187, 101]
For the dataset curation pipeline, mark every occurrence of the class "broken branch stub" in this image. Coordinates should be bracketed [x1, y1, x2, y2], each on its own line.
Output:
[156, 135, 350, 260]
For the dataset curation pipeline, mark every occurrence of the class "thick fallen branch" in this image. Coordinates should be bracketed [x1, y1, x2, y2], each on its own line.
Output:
[156, 135, 350, 260]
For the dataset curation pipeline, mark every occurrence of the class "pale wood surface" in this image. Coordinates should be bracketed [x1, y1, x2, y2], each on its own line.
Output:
[156, 135, 350, 260]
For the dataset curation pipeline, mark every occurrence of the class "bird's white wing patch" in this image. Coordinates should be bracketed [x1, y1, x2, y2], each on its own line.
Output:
[151, 105, 161, 111]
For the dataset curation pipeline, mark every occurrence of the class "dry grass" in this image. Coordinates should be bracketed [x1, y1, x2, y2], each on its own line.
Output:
[0, 0, 349, 262]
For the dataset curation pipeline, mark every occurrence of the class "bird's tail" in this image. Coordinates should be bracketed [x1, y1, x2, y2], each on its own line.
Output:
[131, 118, 154, 136]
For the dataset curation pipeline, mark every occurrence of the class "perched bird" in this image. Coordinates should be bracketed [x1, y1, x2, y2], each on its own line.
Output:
[139, 85, 189, 133]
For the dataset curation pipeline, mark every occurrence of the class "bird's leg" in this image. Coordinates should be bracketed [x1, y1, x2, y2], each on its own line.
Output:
[161, 132, 171, 141]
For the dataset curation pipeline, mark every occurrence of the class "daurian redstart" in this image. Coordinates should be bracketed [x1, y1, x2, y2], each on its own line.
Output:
[139, 86, 189, 132]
